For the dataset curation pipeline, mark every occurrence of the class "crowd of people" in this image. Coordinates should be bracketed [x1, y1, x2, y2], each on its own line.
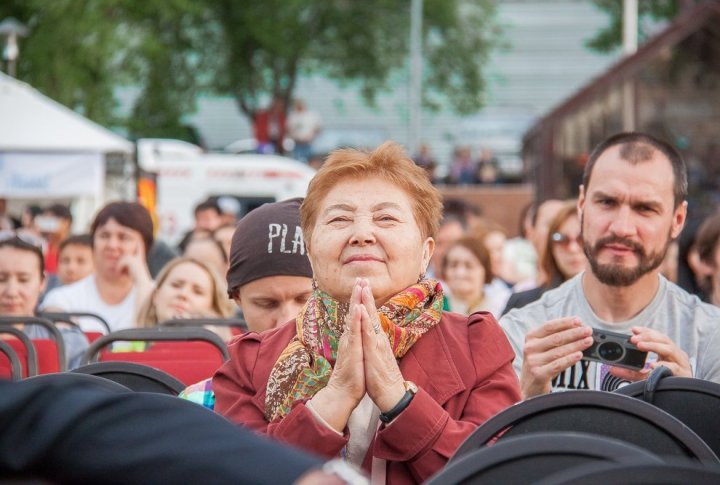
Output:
[2, 131, 720, 483]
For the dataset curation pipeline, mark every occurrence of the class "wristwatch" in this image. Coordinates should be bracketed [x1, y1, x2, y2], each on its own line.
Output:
[379, 381, 417, 423]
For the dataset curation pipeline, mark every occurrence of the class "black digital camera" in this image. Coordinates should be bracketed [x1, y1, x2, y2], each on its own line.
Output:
[582, 328, 648, 370]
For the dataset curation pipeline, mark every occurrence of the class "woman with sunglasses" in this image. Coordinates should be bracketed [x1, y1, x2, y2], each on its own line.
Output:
[41, 202, 154, 334]
[502, 201, 587, 314]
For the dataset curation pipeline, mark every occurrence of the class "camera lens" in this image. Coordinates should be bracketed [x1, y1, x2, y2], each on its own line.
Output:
[597, 341, 625, 362]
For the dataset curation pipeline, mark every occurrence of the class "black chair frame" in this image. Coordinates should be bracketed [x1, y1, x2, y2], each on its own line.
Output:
[0, 340, 22, 381]
[40, 311, 112, 335]
[615, 376, 720, 458]
[0, 325, 38, 376]
[427, 431, 662, 485]
[0, 316, 67, 371]
[160, 317, 248, 333]
[72, 361, 186, 395]
[537, 461, 720, 485]
[81, 327, 230, 365]
[450, 390, 718, 464]
[24, 371, 132, 393]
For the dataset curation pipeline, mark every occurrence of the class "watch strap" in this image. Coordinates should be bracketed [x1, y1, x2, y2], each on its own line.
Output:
[379, 386, 416, 423]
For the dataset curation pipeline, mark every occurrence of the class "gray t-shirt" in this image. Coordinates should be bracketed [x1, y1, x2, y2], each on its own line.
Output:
[500, 273, 720, 391]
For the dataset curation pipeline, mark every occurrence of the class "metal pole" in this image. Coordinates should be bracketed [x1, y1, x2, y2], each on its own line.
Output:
[409, 0, 423, 155]
[622, 0, 638, 131]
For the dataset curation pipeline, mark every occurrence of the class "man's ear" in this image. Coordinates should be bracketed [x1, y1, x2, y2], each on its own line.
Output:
[577, 185, 586, 219]
[40, 272, 47, 293]
[232, 292, 243, 311]
[671, 201, 688, 240]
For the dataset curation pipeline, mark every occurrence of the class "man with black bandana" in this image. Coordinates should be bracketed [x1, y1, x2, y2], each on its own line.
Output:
[226, 198, 313, 333]
[500, 132, 720, 397]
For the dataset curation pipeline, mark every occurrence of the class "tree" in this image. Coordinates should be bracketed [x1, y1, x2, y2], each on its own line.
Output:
[1, 0, 129, 126]
[586, 0, 681, 52]
[206, 0, 500, 118]
[1, 0, 500, 139]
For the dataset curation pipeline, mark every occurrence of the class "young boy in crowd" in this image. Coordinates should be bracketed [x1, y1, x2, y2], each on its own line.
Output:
[57, 235, 94, 286]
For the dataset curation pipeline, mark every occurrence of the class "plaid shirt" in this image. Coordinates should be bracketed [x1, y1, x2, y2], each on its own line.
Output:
[179, 378, 215, 410]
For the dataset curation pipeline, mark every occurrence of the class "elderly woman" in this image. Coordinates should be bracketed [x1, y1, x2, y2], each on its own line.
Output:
[213, 142, 520, 483]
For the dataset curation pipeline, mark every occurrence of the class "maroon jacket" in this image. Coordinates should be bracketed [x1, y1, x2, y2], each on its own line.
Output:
[214, 311, 521, 484]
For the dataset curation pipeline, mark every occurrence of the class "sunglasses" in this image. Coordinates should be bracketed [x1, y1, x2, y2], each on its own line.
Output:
[0, 230, 46, 251]
[551, 232, 582, 247]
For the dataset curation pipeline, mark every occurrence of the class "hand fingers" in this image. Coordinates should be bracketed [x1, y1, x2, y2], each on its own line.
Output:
[609, 366, 648, 382]
[524, 325, 592, 356]
[649, 360, 692, 378]
[631, 326, 672, 344]
[525, 336, 593, 368]
[360, 286, 380, 332]
[525, 351, 583, 383]
[349, 279, 362, 307]
[634, 340, 681, 360]
[529, 317, 584, 339]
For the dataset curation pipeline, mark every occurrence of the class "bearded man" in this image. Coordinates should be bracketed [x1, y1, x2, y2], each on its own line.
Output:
[500, 132, 720, 397]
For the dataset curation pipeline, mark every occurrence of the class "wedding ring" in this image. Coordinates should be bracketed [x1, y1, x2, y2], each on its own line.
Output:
[373, 322, 381, 334]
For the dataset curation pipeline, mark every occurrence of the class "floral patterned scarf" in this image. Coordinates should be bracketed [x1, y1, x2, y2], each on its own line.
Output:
[265, 279, 444, 421]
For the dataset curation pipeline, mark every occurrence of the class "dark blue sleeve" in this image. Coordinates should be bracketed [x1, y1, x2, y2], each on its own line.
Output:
[0, 379, 322, 484]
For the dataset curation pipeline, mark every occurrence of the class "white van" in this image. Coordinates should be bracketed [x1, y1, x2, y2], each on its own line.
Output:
[137, 139, 315, 245]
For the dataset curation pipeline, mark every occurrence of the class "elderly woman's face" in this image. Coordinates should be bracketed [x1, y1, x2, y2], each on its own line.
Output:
[308, 177, 434, 304]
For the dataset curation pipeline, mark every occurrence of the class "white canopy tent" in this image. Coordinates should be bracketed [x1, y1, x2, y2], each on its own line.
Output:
[0, 72, 133, 228]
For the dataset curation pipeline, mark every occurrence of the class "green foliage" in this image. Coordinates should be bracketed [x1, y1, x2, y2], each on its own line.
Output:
[208, 0, 499, 117]
[587, 0, 680, 52]
[0, 0, 499, 137]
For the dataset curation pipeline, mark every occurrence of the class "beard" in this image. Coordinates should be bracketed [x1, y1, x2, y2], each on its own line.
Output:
[582, 224, 670, 287]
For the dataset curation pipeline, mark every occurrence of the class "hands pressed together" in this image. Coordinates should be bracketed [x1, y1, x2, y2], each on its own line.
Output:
[521, 317, 691, 400]
[310, 278, 407, 432]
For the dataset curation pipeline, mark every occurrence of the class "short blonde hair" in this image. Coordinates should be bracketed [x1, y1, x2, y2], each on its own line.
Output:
[300, 141, 443, 249]
[137, 257, 234, 327]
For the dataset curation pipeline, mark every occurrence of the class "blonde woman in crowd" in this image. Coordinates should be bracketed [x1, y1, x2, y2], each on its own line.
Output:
[136, 257, 235, 340]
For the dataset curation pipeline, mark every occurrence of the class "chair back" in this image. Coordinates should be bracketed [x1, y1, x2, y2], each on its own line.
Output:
[40, 311, 111, 343]
[40, 311, 112, 334]
[0, 325, 38, 377]
[24, 371, 132, 393]
[427, 432, 662, 485]
[81, 327, 229, 385]
[0, 317, 66, 371]
[537, 461, 720, 485]
[616, 376, 720, 458]
[0, 340, 21, 380]
[72, 362, 185, 395]
[451, 390, 718, 465]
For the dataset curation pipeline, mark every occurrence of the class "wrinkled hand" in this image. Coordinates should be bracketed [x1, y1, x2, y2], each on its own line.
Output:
[309, 282, 366, 431]
[325, 282, 366, 405]
[520, 317, 593, 399]
[356, 279, 406, 413]
[610, 326, 691, 381]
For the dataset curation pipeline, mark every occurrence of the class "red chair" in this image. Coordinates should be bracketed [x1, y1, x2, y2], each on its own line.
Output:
[40, 311, 111, 344]
[159, 317, 247, 340]
[0, 340, 22, 380]
[81, 328, 229, 386]
[0, 317, 66, 372]
[0, 326, 38, 378]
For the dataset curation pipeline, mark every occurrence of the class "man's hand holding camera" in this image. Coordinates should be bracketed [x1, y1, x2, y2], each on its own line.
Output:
[522, 318, 692, 399]
[520, 317, 593, 399]
[609, 326, 692, 381]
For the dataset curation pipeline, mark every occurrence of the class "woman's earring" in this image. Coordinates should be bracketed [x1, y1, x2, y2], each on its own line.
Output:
[312, 278, 318, 290]
[417, 272, 426, 284]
